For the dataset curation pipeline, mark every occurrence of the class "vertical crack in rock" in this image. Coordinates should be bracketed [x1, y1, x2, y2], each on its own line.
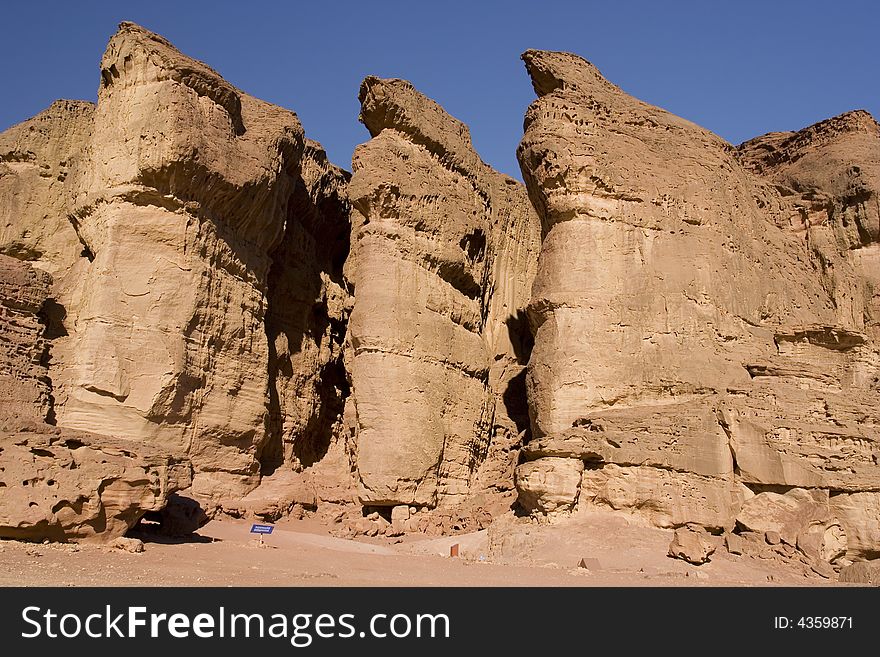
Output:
[347, 77, 541, 510]
[260, 139, 353, 479]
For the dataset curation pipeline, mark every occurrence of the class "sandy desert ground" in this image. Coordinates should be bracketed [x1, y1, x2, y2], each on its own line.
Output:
[0, 509, 848, 587]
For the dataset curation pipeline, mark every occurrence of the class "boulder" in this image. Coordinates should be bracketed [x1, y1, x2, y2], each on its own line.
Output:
[736, 489, 830, 547]
[389, 505, 410, 536]
[514, 457, 583, 515]
[0, 430, 191, 543]
[724, 533, 745, 556]
[668, 526, 716, 565]
[111, 537, 145, 553]
[829, 492, 880, 560]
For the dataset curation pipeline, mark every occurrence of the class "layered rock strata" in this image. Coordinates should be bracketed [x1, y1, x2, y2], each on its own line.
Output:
[0, 254, 191, 542]
[515, 49, 880, 564]
[0, 255, 54, 424]
[0, 23, 353, 508]
[347, 77, 541, 508]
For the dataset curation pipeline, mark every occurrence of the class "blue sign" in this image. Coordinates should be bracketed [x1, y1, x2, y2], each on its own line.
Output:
[250, 523, 274, 535]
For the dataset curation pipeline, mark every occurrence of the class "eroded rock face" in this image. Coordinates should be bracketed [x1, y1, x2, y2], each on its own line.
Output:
[0, 99, 94, 275]
[0, 429, 191, 543]
[514, 457, 583, 515]
[0, 255, 191, 542]
[4, 27, 879, 554]
[347, 77, 541, 508]
[0, 23, 353, 509]
[54, 23, 307, 503]
[738, 111, 880, 336]
[515, 49, 880, 559]
[0, 255, 54, 424]
[668, 525, 716, 565]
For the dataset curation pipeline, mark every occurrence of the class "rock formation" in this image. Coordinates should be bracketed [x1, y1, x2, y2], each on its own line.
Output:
[0, 254, 191, 542]
[2, 23, 878, 575]
[0, 255, 54, 424]
[346, 77, 540, 509]
[0, 23, 352, 512]
[515, 49, 880, 568]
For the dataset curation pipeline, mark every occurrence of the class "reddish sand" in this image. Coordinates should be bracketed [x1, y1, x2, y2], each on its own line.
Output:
[0, 510, 849, 587]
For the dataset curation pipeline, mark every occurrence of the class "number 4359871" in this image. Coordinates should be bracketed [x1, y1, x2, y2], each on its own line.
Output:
[774, 617, 853, 629]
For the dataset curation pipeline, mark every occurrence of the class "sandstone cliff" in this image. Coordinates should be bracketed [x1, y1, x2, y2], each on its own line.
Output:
[347, 77, 541, 510]
[2, 24, 878, 568]
[515, 50, 880, 565]
[0, 23, 352, 511]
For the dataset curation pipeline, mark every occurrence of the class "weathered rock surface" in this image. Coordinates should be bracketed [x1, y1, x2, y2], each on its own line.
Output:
[828, 492, 880, 560]
[514, 457, 583, 515]
[581, 464, 747, 532]
[0, 23, 353, 510]
[0, 99, 94, 276]
[736, 489, 829, 546]
[0, 431, 190, 543]
[839, 560, 880, 585]
[4, 25, 880, 560]
[0, 255, 54, 424]
[515, 48, 880, 561]
[668, 525, 716, 565]
[0, 256, 191, 542]
[738, 111, 880, 338]
[346, 77, 541, 508]
[56, 23, 304, 503]
[235, 470, 318, 521]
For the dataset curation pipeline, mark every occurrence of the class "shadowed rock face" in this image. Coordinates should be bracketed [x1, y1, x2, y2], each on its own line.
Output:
[347, 77, 541, 508]
[0, 255, 54, 424]
[0, 23, 352, 509]
[515, 50, 880, 553]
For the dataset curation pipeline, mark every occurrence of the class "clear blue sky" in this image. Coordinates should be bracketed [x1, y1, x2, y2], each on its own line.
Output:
[1, 1, 877, 180]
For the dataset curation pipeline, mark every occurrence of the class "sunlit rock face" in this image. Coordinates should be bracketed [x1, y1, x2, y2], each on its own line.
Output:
[515, 50, 880, 549]
[0, 23, 352, 508]
[347, 76, 541, 508]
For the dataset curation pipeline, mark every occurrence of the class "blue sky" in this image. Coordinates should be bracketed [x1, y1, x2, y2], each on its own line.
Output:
[1, 1, 877, 179]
